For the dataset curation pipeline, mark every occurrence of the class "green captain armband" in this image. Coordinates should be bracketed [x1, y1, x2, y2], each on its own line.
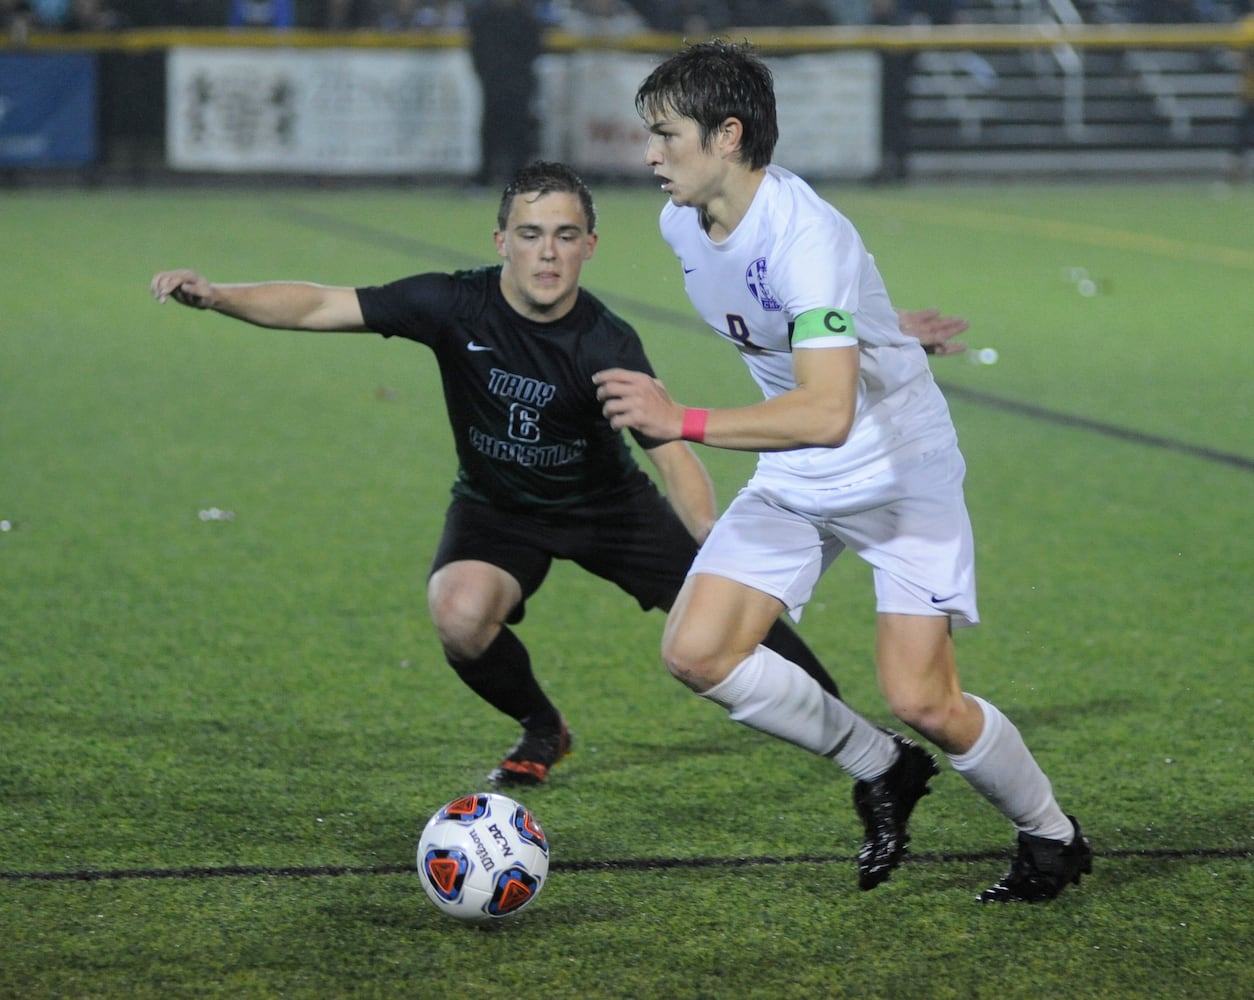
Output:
[793, 307, 856, 345]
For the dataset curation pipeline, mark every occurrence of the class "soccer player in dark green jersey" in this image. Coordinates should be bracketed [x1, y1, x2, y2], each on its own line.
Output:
[151, 163, 851, 787]
[152, 161, 963, 789]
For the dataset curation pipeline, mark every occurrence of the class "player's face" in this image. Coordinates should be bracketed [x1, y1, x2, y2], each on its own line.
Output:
[495, 191, 597, 322]
[642, 109, 727, 210]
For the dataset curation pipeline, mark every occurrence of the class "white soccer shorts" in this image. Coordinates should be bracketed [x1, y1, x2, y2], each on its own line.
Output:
[689, 446, 979, 627]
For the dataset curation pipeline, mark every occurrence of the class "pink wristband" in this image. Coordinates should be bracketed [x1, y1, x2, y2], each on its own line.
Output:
[681, 408, 709, 443]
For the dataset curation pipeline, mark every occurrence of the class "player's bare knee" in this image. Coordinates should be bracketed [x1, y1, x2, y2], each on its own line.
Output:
[661, 647, 709, 689]
[661, 634, 734, 692]
[435, 625, 495, 663]
[887, 692, 965, 746]
[428, 594, 496, 660]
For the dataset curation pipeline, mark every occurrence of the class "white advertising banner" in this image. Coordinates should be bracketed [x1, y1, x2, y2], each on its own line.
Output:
[166, 47, 481, 174]
[539, 51, 659, 180]
[167, 47, 879, 179]
[541, 50, 881, 180]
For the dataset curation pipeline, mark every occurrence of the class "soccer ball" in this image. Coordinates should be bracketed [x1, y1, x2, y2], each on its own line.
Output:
[417, 792, 549, 924]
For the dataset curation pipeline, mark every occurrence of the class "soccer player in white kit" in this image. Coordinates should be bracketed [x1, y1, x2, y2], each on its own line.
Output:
[594, 39, 1092, 902]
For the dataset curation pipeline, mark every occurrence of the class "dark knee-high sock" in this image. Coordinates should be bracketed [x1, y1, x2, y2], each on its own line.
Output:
[761, 618, 841, 699]
[446, 626, 561, 731]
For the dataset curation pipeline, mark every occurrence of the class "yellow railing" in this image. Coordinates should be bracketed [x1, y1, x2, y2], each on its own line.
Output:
[9, 22, 1253, 54]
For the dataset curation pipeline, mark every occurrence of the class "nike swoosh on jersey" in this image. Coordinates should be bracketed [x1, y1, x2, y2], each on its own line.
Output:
[466, 342, 493, 352]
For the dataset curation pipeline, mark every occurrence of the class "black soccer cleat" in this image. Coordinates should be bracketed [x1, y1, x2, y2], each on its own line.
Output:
[852, 732, 939, 890]
[978, 815, 1093, 903]
[487, 719, 572, 788]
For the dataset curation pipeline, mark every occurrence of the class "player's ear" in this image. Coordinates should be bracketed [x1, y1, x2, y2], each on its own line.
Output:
[717, 117, 745, 158]
[493, 229, 508, 259]
[583, 232, 598, 260]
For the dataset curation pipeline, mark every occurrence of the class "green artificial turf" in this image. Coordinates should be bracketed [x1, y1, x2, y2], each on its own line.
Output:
[1, 180, 1250, 999]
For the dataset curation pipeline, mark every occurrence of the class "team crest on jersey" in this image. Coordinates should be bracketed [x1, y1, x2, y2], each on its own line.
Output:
[745, 258, 782, 311]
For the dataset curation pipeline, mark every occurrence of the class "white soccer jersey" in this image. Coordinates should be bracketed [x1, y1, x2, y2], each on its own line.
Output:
[661, 165, 958, 488]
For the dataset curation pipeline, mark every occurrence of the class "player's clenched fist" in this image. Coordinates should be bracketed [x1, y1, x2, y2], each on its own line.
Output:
[151, 270, 215, 309]
[593, 368, 684, 441]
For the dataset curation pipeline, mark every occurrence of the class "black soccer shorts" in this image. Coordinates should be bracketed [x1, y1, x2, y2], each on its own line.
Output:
[430, 486, 699, 624]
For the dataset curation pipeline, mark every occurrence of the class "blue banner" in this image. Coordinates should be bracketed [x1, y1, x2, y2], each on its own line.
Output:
[0, 52, 98, 167]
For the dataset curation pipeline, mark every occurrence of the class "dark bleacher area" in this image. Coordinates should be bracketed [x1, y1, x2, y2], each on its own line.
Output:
[904, 0, 1244, 159]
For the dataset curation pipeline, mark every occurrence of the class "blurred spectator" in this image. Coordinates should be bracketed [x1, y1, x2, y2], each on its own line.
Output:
[2, 0, 33, 42]
[151, 0, 223, 27]
[633, 0, 730, 32]
[19, 0, 121, 29]
[560, 0, 646, 35]
[728, 0, 832, 25]
[898, 0, 961, 23]
[871, 0, 912, 181]
[228, 0, 295, 26]
[1134, 0, 1204, 19]
[29, 0, 69, 28]
[64, 0, 123, 28]
[466, 0, 543, 187]
[824, 0, 872, 23]
[533, 0, 565, 22]
[324, 0, 377, 28]
[378, 0, 466, 27]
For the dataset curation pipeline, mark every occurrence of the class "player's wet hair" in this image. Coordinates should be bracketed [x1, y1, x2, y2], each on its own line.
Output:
[498, 161, 598, 233]
[635, 39, 779, 171]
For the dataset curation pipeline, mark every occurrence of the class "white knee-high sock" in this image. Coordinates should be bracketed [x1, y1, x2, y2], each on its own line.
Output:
[700, 646, 896, 781]
[947, 694, 1074, 842]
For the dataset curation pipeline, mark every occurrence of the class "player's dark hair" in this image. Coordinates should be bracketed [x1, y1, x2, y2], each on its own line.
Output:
[635, 39, 778, 170]
[498, 161, 598, 233]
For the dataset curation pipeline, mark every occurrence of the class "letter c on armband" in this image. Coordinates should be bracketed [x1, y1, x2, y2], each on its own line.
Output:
[823, 311, 849, 334]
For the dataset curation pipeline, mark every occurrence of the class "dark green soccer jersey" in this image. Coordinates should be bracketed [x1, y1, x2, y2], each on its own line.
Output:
[356, 266, 660, 511]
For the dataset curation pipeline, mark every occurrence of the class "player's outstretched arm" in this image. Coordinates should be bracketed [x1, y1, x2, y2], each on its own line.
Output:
[896, 308, 968, 356]
[150, 269, 367, 332]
